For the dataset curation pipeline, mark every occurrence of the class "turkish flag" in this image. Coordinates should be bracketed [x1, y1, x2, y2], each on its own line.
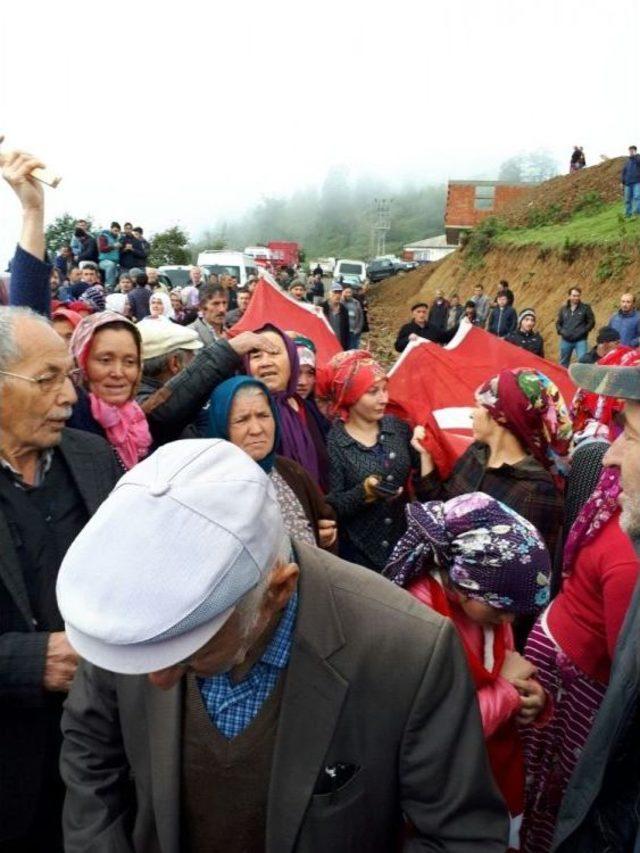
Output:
[387, 323, 577, 478]
[227, 278, 342, 365]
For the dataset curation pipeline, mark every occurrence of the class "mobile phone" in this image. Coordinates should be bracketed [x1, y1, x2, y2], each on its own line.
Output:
[373, 480, 400, 497]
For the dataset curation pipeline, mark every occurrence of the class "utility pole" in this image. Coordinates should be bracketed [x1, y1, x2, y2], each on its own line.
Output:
[372, 198, 392, 257]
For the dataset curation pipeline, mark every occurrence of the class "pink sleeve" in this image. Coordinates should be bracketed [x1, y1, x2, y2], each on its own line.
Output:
[477, 677, 522, 737]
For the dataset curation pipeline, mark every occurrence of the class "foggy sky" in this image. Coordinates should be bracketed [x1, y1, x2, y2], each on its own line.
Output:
[1, 0, 638, 266]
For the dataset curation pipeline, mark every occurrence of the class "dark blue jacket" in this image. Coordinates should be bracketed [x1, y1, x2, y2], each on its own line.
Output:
[621, 154, 640, 186]
[609, 309, 640, 347]
[487, 305, 517, 338]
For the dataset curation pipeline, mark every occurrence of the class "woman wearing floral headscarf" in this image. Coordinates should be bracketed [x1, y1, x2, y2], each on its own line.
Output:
[385, 492, 552, 850]
[412, 368, 571, 586]
[68, 311, 152, 470]
[324, 350, 430, 571]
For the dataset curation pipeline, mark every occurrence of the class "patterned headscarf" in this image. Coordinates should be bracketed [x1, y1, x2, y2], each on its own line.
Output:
[384, 493, 551, 614]
[289, 333, 316, 369]
[70, 311, 142, 376]
[563, 466, 621, 577]
[319, 349, 387, 421]
[81, 284, 107, 313]
[571, 346, 640, 441]
[475, 368, 573, 477]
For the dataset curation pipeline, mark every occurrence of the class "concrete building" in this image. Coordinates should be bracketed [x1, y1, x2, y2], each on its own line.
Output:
[445, 180, 534, 245]
[403, 234, 457, 263]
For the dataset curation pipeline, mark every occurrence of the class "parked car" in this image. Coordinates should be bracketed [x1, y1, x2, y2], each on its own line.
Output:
[157, 265, 195, 288]
[334, 258, 367, 283]
[367, 258, 398, 282]
[197, 251, 261, 286]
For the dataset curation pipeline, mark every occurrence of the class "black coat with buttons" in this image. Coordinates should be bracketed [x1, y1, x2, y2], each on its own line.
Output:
[326, 415, 418, 572]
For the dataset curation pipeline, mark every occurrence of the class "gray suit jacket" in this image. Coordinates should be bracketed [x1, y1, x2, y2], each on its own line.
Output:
[60, 544, 509, 853]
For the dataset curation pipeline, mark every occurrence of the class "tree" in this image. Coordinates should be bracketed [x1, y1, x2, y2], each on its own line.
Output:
[45, 212, 94, 253]
[148, 226, 190, 266]
[498, 151, 559, 184]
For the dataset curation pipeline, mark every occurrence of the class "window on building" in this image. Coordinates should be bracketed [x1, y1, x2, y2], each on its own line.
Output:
[474, 185, 495, 210]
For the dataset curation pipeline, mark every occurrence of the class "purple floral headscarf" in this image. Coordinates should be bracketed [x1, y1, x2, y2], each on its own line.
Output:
[384, 492, 551, 614]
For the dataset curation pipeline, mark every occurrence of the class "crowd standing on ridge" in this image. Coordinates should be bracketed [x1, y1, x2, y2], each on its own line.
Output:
[2, 149, 640, 853]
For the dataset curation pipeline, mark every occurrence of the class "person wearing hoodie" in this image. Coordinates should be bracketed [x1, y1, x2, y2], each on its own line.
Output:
[487, 293, 518, 338]
[608, 292, 640, 347]
[506, 309, 545, 357]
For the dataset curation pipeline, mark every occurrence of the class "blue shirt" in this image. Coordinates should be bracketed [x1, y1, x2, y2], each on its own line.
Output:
[197, 591, 298, 740]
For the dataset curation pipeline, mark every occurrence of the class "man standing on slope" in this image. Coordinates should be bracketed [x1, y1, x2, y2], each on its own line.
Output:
[556, 286, 595, 367]
[621, 144, 640, 218]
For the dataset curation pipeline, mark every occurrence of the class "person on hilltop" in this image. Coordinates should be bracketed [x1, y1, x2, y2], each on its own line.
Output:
[487, 291, 517, 338]
[570, 145, 586, 172]
[577, 325, 620, 364]
[621, 144, 640, 217]
[505, 309, 545, 357]
[119, 222, 148, 272]
[608, 291, 640, 347]
[556, 285, 595, 367]
[394, 301, 451, 352]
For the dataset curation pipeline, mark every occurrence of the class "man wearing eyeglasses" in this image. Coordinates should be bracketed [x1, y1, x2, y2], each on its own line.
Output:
[0, 303, 123, 849]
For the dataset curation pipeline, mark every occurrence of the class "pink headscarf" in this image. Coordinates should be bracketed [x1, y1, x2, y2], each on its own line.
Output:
[70, 312, 152, 469]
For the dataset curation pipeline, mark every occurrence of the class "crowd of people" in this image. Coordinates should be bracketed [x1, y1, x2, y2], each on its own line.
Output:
[2, 149, 640, 853]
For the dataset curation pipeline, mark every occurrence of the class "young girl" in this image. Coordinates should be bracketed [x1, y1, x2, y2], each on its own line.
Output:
[385, 492, 551, 850]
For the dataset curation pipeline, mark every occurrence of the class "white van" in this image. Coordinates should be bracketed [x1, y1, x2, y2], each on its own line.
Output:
[197, 250, 260, 286]
[334, 258, 367, 284]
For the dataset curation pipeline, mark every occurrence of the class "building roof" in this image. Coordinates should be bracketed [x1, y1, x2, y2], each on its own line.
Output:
[404, 234, 453, 250]
[448, 179, 538, 187]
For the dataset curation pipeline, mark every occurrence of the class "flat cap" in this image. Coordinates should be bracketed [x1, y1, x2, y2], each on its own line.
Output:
[570, 363, 640, 401]
[56, 439, 286, 674]
[139, 321, 203, 360]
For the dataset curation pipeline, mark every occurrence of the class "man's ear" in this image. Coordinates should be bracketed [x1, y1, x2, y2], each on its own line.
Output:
[168, 354, 182, 376]
[263, 562, 299, 615]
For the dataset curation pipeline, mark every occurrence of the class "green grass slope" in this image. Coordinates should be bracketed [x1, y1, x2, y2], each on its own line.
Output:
[497, 203, 640, 247]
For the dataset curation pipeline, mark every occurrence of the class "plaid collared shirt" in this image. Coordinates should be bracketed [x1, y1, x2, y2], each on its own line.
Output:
[197, 591, 298, 740]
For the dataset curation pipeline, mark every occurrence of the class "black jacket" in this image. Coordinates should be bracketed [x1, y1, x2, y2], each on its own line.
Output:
[326, 415, 419, 571]
[429, 300, 449, 332]
[119, 237, 148, 271]
[395, 320, 451, 352]
[76, 235, 98, 263]
[0, 429, 121, 843]
[505, 329, 545, 357]
[322, 301, 350, 349]
[556, 301, 595, 343]
[487, 305, 518, 338]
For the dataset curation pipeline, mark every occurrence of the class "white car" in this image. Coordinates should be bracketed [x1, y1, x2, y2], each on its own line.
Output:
[197, 250, 261, 286]
[334, 258, 367, 283]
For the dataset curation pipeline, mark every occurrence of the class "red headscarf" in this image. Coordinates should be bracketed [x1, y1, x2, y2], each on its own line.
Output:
[571, 346, 640, 437]
[319, 350, 386, 421]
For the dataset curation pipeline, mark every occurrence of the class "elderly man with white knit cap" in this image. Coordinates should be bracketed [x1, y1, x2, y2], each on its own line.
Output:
[57, 440, 508, 853]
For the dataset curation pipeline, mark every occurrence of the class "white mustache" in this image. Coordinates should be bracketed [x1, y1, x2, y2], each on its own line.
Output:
[51, 408, 73, 420]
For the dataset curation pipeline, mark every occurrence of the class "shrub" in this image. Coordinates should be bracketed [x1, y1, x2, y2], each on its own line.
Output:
[462, 218, 505, 269]
[573, 191, 604, 216]
[560, 238, 581, 264]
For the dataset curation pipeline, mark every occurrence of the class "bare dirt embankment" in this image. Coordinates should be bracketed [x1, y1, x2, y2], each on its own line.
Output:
[368, 157, 639, 363]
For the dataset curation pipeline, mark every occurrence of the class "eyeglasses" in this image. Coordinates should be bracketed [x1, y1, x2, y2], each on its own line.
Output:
[0, 368, 83, 393]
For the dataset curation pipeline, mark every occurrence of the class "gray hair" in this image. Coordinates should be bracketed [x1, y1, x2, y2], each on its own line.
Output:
[142, 348, 188, 379]
[0, 306, 52, 377]
[234, 534, 292, 636]
[233, 383, 269, 402]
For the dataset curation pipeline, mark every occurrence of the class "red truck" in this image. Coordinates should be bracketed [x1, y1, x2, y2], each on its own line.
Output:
[267, 241, 300, 270]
